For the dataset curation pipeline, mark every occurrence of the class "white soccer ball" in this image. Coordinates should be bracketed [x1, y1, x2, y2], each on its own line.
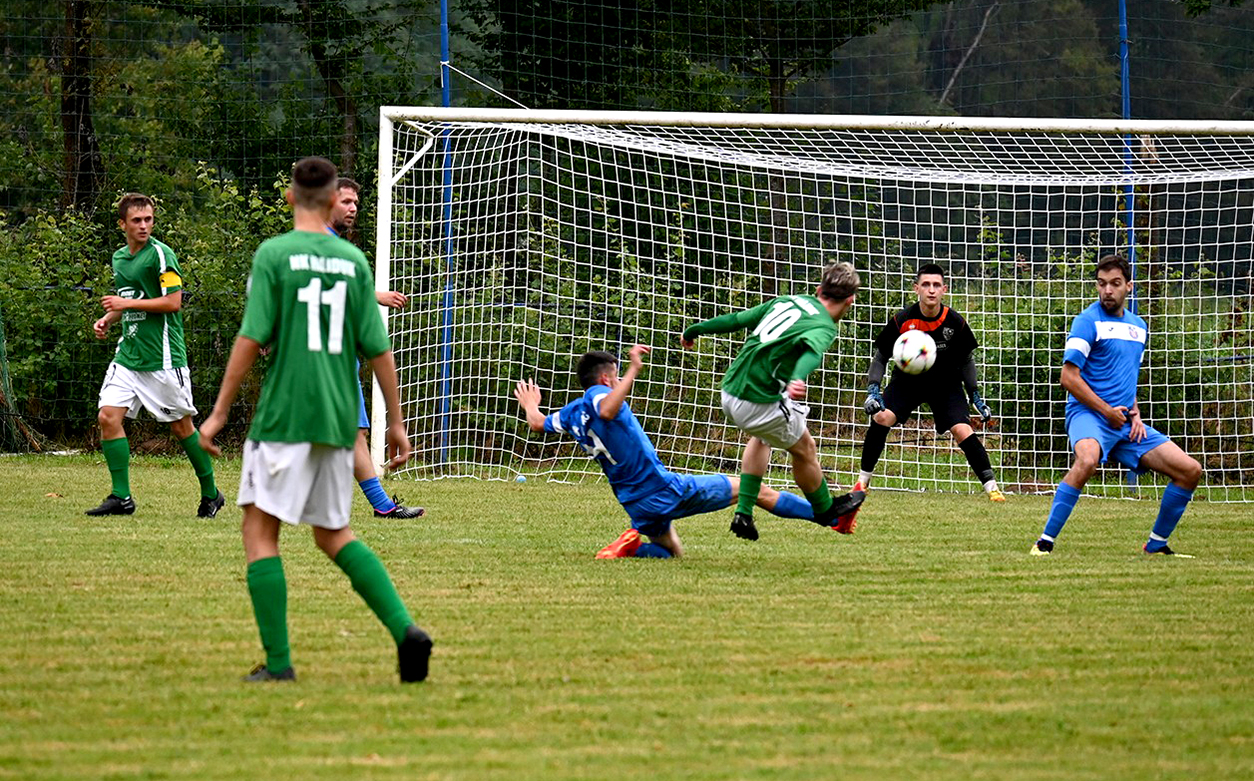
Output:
[892, 330, 937, 375]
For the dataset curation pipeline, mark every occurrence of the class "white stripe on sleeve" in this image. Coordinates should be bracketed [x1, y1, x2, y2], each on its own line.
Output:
[548, 412, 565, 433]
[592, 393, 609, 415]
[1064, 337, 1091, 357]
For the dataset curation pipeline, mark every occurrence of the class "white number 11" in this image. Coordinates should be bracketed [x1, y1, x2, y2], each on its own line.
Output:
[296, 278, 347, 354]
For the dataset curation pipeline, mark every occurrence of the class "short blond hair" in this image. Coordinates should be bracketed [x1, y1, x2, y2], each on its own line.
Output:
[818, 262, 860, 301]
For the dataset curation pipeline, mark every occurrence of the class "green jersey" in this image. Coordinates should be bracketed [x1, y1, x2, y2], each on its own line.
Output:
[110, 237, 187, 371]
[239, 230, 389, 448]
[685, 294, 838, 403]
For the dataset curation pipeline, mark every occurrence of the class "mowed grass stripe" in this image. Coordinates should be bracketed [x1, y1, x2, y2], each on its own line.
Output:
[1, 455, 1250, 780]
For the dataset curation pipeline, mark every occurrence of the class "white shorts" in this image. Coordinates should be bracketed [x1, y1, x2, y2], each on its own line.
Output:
[721, 390, 810, 450]
[98, 362, 197, 423]
[237, 440, 354, 529]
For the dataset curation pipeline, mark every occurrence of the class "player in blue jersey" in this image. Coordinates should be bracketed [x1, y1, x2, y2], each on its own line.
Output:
[1031, 255, 1203, 557]
[327, 178, 424, 520]
[513, 344, 817, 558]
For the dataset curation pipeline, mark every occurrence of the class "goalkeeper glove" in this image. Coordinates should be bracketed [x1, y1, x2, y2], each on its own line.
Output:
[970, 390, 992, 422]
[863, 382, 884, 417]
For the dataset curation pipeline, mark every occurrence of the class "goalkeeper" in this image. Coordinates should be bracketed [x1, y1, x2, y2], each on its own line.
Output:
[681, 262, 865, 542]
[848, 263, 1003, 533]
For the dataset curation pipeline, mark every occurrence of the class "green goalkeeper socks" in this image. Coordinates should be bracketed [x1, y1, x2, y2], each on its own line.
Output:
[805, 479, 834, 516]
[334, 540, 413, 645]
[246, 557, 291, 673]
[736, 473, 763, 516]
[101, 437, 131, 498]
[179, 431, 218, 498]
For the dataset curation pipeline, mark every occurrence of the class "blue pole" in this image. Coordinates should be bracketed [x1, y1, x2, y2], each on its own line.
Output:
[439, 0, 454, 465]
[1119, 0, 1136, 314]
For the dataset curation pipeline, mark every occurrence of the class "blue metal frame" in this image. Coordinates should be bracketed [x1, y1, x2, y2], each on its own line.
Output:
[439, 0, 454, 465]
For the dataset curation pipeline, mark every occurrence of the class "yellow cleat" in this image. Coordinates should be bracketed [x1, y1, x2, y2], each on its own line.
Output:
[988, 489, 1006, 502]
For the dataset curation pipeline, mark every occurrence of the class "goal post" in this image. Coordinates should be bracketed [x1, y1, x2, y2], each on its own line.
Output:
[374, 107, 1254, 501]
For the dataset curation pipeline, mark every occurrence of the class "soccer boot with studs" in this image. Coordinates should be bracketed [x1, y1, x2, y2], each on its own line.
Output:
[85, 494, 136, 516]
[729, 511, 759, 541]
[197, 489, 226, 518]
[399, 625, 434, 683]
[1029, 539, 1054, 556]
[374, 495, 426, 519]
[242, 664, 296, 682]
[831, 481, 866, 534]
[596, 528, 642, 559]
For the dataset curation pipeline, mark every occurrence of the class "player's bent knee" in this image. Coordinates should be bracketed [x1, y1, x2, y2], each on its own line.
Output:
[873, 410, 897, 427]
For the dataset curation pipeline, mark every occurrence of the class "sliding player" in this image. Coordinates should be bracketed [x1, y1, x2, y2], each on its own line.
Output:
[845, 263, 1003, 530]
[681, 262, 865, 542]
[514, 345, 816, 559]
[1031, 254, 1203, 556]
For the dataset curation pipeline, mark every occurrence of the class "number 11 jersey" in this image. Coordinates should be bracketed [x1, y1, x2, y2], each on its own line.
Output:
[239, 230, 390, 448]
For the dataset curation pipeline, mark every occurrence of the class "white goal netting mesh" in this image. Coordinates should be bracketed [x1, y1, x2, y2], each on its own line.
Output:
[379, 114, 1254, 501]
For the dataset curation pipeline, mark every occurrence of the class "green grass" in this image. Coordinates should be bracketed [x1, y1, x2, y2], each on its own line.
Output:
[1, 454, 1252, 781]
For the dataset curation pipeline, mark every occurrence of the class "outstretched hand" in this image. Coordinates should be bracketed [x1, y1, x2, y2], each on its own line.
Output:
[514, 378, 542, 410]
[626, 343, 651, 370]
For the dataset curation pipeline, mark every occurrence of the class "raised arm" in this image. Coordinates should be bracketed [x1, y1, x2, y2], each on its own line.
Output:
[598, 344, 649, 420]
[513, 379, 548, 433]
[681, 302, 771, 347]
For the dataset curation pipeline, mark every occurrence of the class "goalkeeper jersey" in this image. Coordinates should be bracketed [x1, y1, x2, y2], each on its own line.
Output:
[686, 295, 838, 403]
[239, 230, 390, 449]
[109, 238, 187, 371]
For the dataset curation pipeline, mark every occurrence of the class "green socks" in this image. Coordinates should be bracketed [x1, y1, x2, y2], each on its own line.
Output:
[334, 540, 413, 645]
[736, 473, 763, 516]
[805, 478, 834, 516]
[101, 437, 131, 498]
[179, 431, 218, 498]
[246, 557, 291, 673]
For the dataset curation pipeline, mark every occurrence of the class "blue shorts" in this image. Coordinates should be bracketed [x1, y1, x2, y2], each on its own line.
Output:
[621, 474, 733, 538]
[355, 358, 369, 429]
[1066, 408, 1170, 474]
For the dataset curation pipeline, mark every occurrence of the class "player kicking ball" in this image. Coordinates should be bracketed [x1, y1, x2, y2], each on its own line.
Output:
[846, 263, 1004, 531]
[199, 157, 432, 683]
[681, 261, 865, 541]
[514, 345, 817, 559]
[1031, 254, 1203, 557]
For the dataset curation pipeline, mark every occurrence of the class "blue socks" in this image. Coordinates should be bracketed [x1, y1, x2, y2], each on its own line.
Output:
[358, 477, 396, 514]
[635, 543, 673, 558]
[1146, 484, 1193, 552]
[769, 491, 814, 520]
[1042, 481, 1082, 541]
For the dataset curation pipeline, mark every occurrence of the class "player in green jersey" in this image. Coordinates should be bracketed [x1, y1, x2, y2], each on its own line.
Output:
[86, 193, 222, 518]
[681, 262, 865, 541]
[199, 157, 432, 684]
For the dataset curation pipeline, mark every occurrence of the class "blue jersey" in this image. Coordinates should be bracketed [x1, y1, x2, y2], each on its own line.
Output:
[543, 385, 672, 506]
[1063, 301, 1147, 422]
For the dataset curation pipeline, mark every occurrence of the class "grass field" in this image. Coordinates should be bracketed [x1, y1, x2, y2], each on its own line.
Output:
[1, 454, 1251, 781]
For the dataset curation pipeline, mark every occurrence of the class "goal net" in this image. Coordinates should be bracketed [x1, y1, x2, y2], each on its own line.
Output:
[376, 108, 1254, 502]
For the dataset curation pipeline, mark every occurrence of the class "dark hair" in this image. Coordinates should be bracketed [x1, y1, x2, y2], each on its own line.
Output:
[1095, 254, 1131, 282]
[916, 263, 945, 281]
[336, 177, 361, 193]
[577, 351, 618, 390]
[291, 157, 338, 209]
[117, 193, 154, 221]
[818, 261, 860, 301]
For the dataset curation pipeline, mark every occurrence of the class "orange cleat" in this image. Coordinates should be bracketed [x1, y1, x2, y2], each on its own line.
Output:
[831, 481, 865, 534]
[596, 528, 642, 559]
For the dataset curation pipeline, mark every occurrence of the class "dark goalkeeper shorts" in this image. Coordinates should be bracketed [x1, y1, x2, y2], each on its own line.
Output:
[883, 380, 970, 433]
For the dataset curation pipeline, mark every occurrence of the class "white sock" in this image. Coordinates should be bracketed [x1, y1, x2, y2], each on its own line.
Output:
[858, 471, 873, 488]
[983, 479, 999, 493]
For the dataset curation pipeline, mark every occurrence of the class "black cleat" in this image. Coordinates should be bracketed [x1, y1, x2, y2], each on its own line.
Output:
[398, 625, 433, 683]
[374, 495, 425, 519]
[1030, 539, 1054, 556]
[1143, 543, 1194, 558]
[85, 494, 136, 516]
[812, 491, 866, 527]
[197, 489, 226, 518]
[730, 511, 759, 541]
[242, 664, 296, 682]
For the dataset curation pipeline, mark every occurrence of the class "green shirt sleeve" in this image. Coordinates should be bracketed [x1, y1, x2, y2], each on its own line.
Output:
[238, 251, 277, 345]
[788, 345, 825, 381]
[683, 301, 772, 341]
[353, 256, 390, 359]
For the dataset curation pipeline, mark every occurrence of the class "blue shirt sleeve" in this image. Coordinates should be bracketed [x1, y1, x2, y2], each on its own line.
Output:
[1063, 311, 1096, 369]
[542, 398, 584, 437]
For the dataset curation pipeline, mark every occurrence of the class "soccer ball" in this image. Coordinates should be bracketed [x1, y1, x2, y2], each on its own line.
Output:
[892, 330, 937, 375]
